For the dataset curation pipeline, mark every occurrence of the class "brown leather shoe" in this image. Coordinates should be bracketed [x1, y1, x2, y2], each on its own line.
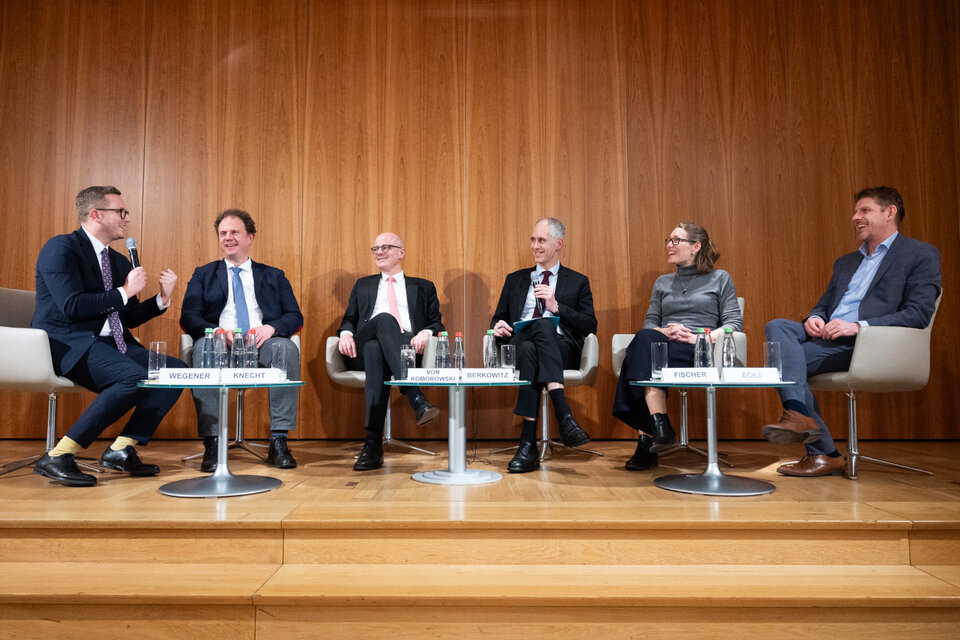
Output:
[777, 454, 846, 477]
[761, 410, 821, 444]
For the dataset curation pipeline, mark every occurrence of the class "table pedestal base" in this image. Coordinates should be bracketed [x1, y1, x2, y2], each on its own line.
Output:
[654, 468, 775, 496]
[413, 469, 501, 485]
[159, 473, 282, 498]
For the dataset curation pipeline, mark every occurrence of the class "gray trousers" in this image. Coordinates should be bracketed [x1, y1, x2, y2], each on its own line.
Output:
[764, 319, 854, 455]
[191, 336, 301, 437]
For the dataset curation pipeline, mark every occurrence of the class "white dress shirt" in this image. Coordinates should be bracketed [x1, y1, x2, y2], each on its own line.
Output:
[218, 258, 264, 331]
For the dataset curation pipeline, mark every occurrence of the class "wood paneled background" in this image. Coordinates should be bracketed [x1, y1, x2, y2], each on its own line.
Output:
[1, 0, 957, 443]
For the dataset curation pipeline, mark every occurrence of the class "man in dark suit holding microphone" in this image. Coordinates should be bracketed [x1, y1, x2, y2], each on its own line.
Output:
[31, 185, 186, 487]
[338, 232, 444, 471]
[180, 209, 303, 471]
[762, 186, 941, 476]
[491, 217, 597, 473]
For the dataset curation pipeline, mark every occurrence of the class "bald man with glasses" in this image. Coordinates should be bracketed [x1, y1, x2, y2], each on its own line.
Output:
[337, 232, 444, 471]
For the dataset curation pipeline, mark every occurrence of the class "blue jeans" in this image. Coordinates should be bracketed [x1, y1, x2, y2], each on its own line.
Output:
[764, 319, 854, 455]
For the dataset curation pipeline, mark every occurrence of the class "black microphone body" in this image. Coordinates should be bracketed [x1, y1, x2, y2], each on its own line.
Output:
[531, 271, 544, 316]
[126, 237, 140, 268]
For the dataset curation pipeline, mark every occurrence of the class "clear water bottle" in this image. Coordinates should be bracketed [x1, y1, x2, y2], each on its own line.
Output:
[213, 328, 228, 368]
[436, 331, 451, 368]
[693, 328, 711, 367]
[482, 329, 498, 368]
[452, 332, 465, 369]
[244, 329, 259, 368]
[200, 327, 216, 367]
[231, 328, 246, 367]
[721, 327, 737, 368]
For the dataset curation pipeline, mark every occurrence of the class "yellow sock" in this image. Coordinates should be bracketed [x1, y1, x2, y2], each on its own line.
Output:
[110, 436, 139, 452]
[49, 436, 82, 457]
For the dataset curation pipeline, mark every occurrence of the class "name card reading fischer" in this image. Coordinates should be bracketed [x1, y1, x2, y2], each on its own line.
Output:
[661, 368, 720, 383]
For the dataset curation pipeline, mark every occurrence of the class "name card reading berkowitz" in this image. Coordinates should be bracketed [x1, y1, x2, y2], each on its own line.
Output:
[402, 368, 517, 384]
[661, 368, 720, 383]
[721, 367, 780, 383]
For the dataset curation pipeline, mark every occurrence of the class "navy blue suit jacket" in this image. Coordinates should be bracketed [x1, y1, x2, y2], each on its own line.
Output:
[490, 264, 597, 355]
[810, 234, 941, 328]
[31, 228, 165, 376]
[338, 274, 444, 337]
[180, 260, 303, 340]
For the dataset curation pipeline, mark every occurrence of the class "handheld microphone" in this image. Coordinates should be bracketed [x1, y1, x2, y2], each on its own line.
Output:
[531, 271, 544, 316]
[125, 237, 140, 268]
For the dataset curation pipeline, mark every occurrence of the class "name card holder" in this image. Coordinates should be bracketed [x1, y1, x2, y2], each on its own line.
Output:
[159, 368, 220, 384]
[220, 368, 285, 384]
[721, 367, 781, 383]
[404, 368, 461, 384]
[460, 368, 517, 383]
[661, 367, 721, 383]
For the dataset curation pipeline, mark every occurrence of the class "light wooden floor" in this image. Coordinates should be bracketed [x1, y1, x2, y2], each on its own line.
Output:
[1, 439, 958, 639]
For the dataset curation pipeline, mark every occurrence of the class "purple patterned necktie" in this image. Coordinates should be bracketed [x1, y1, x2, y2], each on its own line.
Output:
[100, 248, 127, 354]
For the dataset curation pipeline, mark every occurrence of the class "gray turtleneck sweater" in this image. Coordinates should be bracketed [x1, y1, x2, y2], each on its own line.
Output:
[643, 264, 743, 331]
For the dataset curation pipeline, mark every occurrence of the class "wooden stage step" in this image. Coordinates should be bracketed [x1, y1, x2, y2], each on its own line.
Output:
[1, 562, 959, 639]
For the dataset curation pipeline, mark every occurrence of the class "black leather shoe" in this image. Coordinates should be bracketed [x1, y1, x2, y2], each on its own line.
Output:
[266, 434, 297, 469]
[507, 441, 540, 473]
[200, 436, 218, 473]
[34, 453, 97, 486]
[412, 395, 440, 426]
[100, 445, 161, 476]
[647, 413, 677, 453]
[353, 442, 384, 471]
[625, 434, 659, 471]
[558, 415, 590, 447]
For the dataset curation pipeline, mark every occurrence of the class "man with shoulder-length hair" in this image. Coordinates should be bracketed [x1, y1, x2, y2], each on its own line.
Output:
[490, 217, 597, 473]
[180, 209, 303, 471]
[31, 185, 186, 487]
[762, 186, 941, 476]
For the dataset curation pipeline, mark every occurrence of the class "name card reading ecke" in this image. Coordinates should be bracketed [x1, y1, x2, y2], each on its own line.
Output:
[721, 367, 781, 383]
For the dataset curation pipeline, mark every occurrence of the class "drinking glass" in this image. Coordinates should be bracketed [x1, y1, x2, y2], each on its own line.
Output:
[500, 344, 517, 372]
[650, 342, 668, 380]
[147, 341, 166, 380]
[763, 341, 782, 379]
[400, 345, 416, 380]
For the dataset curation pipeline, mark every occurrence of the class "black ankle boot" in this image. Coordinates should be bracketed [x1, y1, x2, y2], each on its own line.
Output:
[648, 413, 676, 453]
[266, 433, 297, 469]
[625, 434, 659, 471]
[200, 436, 218, 473]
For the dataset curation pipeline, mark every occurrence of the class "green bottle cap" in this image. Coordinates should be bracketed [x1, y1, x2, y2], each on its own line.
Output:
[697, 327, 705, 333]
[724, 327, 733, 333]
[487, 329, 495, 335]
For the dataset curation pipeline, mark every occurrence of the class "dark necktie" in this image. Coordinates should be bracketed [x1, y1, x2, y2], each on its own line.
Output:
[231, 266, 251, 334]
[100, 248, 127, 354]
[533, 271, 551, 318]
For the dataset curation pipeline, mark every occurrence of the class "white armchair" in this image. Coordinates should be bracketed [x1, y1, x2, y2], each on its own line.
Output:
[0, 287, 95, 475]
[808, 293, 942, 479]
[326, 335, 438, 456]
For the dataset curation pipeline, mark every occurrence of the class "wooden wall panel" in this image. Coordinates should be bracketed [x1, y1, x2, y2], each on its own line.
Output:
[0, 0, 957, 447]
[301, 0, 463, 439]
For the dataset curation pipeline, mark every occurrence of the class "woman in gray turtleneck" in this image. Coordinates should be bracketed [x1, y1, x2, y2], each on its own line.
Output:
[612, 223, 742, 471]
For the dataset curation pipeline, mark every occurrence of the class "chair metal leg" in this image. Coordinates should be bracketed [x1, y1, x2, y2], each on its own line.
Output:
[1, 391, 104, 475]
[182, 389, 270, 463]
[348, 402, 439, 456]
[843, 391, 931, 480]
[538, 389, 603, 460]
[657, 390, 734, 467]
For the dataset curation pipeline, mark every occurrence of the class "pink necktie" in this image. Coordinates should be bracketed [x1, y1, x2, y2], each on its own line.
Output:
[386, 276, 403, 331]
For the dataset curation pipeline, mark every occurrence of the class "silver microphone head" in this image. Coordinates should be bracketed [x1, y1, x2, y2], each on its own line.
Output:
[125, 237, 138, 250]
[530, 271, 539, 285]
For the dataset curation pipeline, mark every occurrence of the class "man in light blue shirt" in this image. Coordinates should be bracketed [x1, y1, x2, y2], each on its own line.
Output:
[762, 187, 941, 477]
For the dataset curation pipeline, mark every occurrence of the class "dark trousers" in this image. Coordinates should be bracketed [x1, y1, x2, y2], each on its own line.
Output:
[347, 313, 422, 433]
[511, 319, 579, 417]
[64, 337, 186, 448]
[612, 329, 695, 431]
[765, 319, 854, 455]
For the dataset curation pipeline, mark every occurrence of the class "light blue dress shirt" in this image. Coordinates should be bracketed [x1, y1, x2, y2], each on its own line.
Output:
[829, 231, 898, 326]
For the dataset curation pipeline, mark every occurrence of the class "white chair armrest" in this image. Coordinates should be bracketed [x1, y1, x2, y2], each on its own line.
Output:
[844, 325, 931, 390]
[565, 333, 598, 387]
[179, 334, 195, 362]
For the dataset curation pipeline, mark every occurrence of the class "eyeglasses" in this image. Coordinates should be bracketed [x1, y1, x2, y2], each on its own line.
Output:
[664, 237, 696, 247]
[370, 244, 400, 254]
[97, 208, 130, 220]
